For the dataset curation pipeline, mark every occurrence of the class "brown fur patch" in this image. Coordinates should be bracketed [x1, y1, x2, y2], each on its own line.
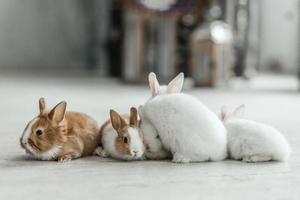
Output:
[115, 130, 132, 156]
[39, 97, 46, 115]
[118, 124, 135, 156]
[129, 107, 138, 127]
[65, 112, 100, 156]
[28, 115, 65, 154]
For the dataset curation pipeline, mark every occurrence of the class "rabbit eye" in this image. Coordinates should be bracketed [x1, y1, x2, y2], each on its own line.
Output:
[156, 135, 160, 139]
[36, 130, 43, 136]
[123, 136, 128, 144]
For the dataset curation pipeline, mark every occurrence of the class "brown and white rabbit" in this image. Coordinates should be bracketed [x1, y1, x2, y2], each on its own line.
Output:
[96, 107, 145, 161]
[20, 97, 101, 162]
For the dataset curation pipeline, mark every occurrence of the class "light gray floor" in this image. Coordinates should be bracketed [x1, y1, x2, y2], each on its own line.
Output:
[0, 73, 300, 200]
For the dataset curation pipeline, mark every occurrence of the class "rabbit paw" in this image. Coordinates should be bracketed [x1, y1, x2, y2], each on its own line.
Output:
[172, 153, 190, 163]
[93, 146, 103, 156]
[58, 155, 73, 162]
[94, 146, 108, 158]
[242, 155, 273, 162]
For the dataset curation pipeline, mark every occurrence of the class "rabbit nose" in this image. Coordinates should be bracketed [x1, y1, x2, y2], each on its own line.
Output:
[145, 144, 150, 150]
[133, 150, 138, 155]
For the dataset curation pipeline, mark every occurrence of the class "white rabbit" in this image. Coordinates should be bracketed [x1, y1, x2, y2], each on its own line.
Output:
[138, 105, 171, 160]
[220, 105, 291, 162]
[142, 92, 228, 163]
[139, 72, 183, 160]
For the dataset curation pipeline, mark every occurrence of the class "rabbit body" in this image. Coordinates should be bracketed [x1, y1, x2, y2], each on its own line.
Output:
[143, 93, 227, 163]
[220, 105, 291, 162]
[226, 119, 291, 162]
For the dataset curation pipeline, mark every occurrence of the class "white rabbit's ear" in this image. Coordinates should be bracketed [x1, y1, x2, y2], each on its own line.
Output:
[167, 72, 184, 94]
[39, 97, 46, 115]
[232, 104, 246, 118]
[148, 72, 160, 97]
[219, 105, 228, 121]
[137, 105, 144, 121]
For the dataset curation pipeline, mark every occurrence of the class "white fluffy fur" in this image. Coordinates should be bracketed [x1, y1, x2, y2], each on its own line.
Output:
[222, 106, 291, 162]
[140, 72, 184, 160]
[21, 118, 37, 145]
[101, 123, 144, 161]
[28, 145, 62, 161]
[128, 127, 144, 157]
[143, 93, 228, 163]
[138, 107, 171, 160]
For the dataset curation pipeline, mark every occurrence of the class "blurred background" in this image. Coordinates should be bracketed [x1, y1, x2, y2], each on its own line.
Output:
[0, 0, 299, 89]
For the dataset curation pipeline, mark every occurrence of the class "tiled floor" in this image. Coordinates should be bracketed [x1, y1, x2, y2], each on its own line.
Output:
[1, 73, 299, 200]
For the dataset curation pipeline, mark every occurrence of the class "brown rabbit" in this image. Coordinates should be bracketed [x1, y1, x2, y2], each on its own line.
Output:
[95, 107, 145, 161]
[20, 97, 100, 162]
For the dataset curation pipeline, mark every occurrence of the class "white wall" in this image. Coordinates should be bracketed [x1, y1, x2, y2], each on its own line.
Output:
[259, 0, 299, 74]
[0, 0, 90, 71]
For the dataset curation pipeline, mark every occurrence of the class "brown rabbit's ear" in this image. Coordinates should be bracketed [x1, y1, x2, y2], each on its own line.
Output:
[148, 72, 160, 97]
[110, 110, 127, 132]
[130, 107, 138, 127]
[39, 97, 46, 115]
[48, 101, 67, 123]
[167, 72, 184, 94]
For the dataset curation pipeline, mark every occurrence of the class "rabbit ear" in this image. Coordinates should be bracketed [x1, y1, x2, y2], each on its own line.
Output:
[110, 110, 127, 132]
[219, 105, 228, 121]
[148, 72, 160, 97]
[130, 107, 138, 127]
[232, 104, 246, 118]
[48, 101, 67, 123]
[137, 105, 144, 121]
[39, 97, 46, 115]
[167, 72, 184, 94]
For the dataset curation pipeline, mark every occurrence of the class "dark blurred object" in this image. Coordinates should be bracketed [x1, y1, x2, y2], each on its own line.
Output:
[176, 3, 208, 76]
[223, 0, 259, 78]
[190, 0, 233, 86]
[108, 0, 124, 77]
[82, 0, 112, 74]
[233, 0, 250, 77]
[82, 0, 98, 70]
[121, 0, 208, 83]
[190, 21, 233, 86]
